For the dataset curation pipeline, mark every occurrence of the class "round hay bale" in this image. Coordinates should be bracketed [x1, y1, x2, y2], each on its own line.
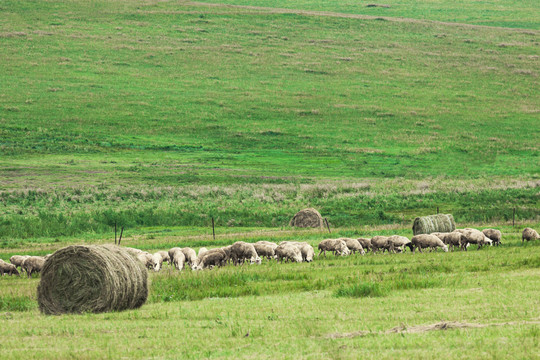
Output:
[290, 208, 324, 228]
[412, 214, 456, 236]
[37, 245, 148, 315]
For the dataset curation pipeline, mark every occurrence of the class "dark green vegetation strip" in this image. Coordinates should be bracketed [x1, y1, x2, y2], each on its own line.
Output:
[0, 182, 538, 241]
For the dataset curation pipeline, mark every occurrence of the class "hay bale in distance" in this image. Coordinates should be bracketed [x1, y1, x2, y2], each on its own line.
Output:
[37, 245, 148, 315]
[290, 208, 324, 228]
[412, 214, 456, 235]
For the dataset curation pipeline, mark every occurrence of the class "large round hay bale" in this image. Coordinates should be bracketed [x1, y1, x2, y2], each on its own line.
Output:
[37, 245, 148, 315]
[412, 214, 456, 235]
[290, 208, 324, 228]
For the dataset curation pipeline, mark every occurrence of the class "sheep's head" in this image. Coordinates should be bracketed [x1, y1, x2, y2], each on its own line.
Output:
[250, 256, 262, 265]
[442, 245, 449, 252]
[305, 248, 314, 262]
[339, 245, 350, 256]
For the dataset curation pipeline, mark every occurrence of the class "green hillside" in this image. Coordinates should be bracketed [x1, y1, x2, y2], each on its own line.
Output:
[0, 0, 539, 240]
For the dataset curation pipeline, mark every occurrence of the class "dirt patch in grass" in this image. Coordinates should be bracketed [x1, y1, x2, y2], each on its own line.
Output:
[326, 320, 540, 338]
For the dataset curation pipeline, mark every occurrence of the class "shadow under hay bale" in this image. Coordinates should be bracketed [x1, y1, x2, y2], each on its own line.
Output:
[289, 208, 324, 228]
[37, 245, 148, 315]
[412, 214, 456, 235]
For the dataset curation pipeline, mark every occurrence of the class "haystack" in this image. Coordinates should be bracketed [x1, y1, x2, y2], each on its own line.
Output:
[290, 208, 324, 228]
[412, 214, 456, 235]
[37, 245, 148, 315]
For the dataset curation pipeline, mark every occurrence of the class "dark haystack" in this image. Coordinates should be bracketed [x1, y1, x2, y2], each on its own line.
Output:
[37, 245, 148, 315]
[289, 208, 324, 228]
[412, 214, 456, 235]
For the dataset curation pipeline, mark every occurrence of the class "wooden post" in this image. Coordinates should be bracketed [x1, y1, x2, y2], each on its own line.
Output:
[324, 218, 331, 233]
[513, 208, 515, 226]
[114, 222, 117, 245]
[118, 227, 124, 245]
[212, 217, 216, 240]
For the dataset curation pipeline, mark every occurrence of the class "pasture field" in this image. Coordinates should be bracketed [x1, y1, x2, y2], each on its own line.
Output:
[1, 224, 540, 359]
[0, 0, 539, 358]
[0, 0, 539, 240]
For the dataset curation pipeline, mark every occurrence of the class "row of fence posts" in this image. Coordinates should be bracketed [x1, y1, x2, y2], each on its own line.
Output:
[112, 208, 522, 243]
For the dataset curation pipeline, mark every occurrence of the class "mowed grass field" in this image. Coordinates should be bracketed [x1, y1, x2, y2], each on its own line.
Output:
[1, 224, 540, 359]
[0, 0, 539, 358]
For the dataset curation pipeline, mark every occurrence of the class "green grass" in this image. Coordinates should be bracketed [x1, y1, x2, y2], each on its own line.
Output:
[194, 0, 540, 29]
[0, 1, 539, 356]
[0, 225, 539, 358]
[1, 0, 538, 239]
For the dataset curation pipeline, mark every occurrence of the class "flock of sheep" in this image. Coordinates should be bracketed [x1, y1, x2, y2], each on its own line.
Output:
[1, 227, 539, 276]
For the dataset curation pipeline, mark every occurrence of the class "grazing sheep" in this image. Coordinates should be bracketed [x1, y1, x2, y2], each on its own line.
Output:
[256, 241, 278, 250]
[125, 247, 144, 257]
[220, 245, 233, 264]
[340, 238, 365, 255]
[195, 248, 228, 270]
[283, 242, 316, 262]
[275, 243, 303, 263]
[318, 239, 350, 257]
[21, 256, 46, 278]
[168, 247, 181, 262]
[253, 243, 276, 260]
[522, 228, 540, 243]
[387, 235, 413, 253]
[454, 228, 486, 250]
[198, 247, 208, 258]
[432, 232, 463, 251]
[482, 229, 502, 246]
[152, 252, 165, 272]
[356, 238, 372, 252]
[230, 242, 261, 265]
[411, 234, 448, 253]
[298, 243, 315, 262]
[157, 251, 170, 265]
[9, 255, 30, 270]
[370, 236, 395, 253]
[483, 237, 493, 246]
[0, 259, 20, 276]
[136, 252, 154, 269]
[181, 248, 197, 267]
[169, 248, 186, 271]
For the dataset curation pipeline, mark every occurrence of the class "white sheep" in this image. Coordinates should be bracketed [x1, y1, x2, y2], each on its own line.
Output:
[275, 243, 303, 263]
[317, 239, 350, 257]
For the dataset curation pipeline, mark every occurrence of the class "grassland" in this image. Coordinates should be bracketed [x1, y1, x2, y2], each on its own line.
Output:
[0, 0, 539, 358]
[1, 224, 539, 359]
[1, 0, 539, 240]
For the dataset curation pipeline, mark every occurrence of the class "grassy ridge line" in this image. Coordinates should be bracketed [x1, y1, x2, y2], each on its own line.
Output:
[187, 1, 540, 32]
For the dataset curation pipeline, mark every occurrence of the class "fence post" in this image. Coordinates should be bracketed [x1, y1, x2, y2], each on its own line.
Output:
[118, 227, 124, 245]
[212, 217, 216, 240]
[324, 218, 331, 233]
